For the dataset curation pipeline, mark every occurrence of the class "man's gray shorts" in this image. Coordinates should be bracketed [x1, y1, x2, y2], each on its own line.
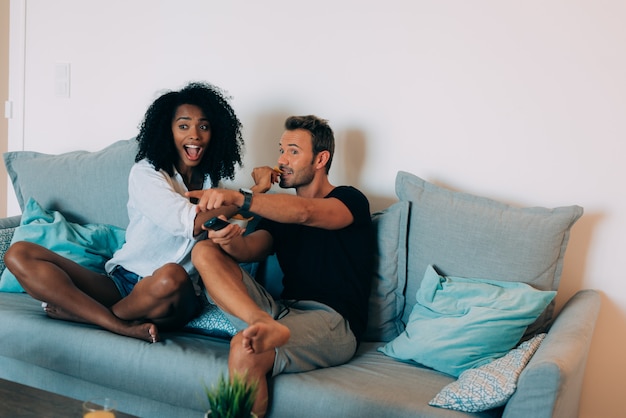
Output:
[206, 267, 357, 377]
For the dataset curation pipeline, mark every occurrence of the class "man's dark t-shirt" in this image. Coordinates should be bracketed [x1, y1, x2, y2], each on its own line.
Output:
[257, 186, 375, 341]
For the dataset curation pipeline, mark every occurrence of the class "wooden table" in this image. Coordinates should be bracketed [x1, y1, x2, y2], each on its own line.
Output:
[0, 378, 138, 417]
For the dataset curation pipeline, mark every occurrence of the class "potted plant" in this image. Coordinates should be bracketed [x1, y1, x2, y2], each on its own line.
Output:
[204, 371, 259, 418]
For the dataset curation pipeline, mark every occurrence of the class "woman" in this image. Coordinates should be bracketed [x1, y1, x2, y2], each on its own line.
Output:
[3, 81, 244, 343]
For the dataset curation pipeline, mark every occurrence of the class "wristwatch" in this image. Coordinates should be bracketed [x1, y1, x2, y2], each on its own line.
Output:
[239, 188, 253, 211]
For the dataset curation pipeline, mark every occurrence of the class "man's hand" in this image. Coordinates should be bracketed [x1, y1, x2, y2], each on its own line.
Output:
[204, 215, 245, 245]
[186, 189, 242, 213]
[250, 166, 281, 194]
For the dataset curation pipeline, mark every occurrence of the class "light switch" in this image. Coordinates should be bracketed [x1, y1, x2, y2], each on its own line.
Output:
[55, 63, 71, 98]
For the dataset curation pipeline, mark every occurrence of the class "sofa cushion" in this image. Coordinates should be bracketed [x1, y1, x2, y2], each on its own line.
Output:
[3, 139, 137, 229]
[363, 201, 409, 342]
[395, 171, 583, 335]
[0, 226, 16, 275]
[430, 333, 546, 412]
[379, 265, 555, 377]
[0, 198, 126, 292]
[184, 298, 237, 338]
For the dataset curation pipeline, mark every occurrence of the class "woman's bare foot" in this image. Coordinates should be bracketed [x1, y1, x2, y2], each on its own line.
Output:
[125, 322, 160, 343]
[42, 302, 86, 323]
[241, 317, 290, 354]
[41, 302, 159, 343]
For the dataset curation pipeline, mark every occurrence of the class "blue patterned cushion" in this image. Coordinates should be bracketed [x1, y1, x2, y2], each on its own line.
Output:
[0, 227, 16, 275]
[430, 333, 546, 412]
[184, 296, 237, 339]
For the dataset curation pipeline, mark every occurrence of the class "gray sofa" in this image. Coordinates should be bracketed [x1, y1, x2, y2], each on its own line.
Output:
[0, 139, 600, 418]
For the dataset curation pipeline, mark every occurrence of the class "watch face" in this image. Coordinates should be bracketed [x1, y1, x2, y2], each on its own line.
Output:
[240, 188, 253, 195]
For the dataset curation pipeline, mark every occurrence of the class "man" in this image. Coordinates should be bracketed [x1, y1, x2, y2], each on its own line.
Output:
[188, 115, 374, 417]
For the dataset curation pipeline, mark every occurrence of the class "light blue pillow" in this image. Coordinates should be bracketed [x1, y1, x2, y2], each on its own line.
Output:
[379, 265, 555, 377]
[0, 198, 126, 292]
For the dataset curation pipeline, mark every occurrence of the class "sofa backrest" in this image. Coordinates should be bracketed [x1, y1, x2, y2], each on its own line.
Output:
[4, 139, 138, 229]
[2, 142, 584, 345]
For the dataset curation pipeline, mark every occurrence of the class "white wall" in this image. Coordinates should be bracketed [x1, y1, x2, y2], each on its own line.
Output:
[7, 1, 626, 416]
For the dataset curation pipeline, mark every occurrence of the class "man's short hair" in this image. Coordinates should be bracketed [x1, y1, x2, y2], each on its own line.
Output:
[285, 115, 335, 173]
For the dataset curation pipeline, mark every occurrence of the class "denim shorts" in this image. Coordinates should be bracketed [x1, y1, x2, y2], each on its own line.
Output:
[108, 265, 142, 298]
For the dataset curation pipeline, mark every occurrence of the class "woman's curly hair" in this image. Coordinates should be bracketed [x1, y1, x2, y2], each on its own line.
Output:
[135, 82, 244, 187]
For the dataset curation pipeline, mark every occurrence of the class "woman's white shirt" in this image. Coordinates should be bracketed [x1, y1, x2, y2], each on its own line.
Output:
[105, 159, 209, 286]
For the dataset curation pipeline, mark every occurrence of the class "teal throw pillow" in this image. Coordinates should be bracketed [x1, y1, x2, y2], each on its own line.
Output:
[379, 265, 555, 377]
[0, 198, 126, 292]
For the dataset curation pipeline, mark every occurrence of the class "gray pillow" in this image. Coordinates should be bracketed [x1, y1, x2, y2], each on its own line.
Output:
[3, 139, 138, 229]
[395, 171, 583, 335]
[363, 201, 409, 342]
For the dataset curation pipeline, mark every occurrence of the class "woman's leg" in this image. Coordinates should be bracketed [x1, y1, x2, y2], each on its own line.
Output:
[111, 263, 200, 331]
[3, 241, 159, 343]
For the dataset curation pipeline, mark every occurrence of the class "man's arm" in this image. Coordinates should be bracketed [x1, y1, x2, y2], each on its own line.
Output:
[187, 189, 354, 230]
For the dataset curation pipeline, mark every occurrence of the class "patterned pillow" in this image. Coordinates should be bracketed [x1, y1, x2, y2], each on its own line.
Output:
[184, 296, 237, 339]
[0, 227, 16, 275]
[183, 262, 260, 339]
[429, 333, 546, 412]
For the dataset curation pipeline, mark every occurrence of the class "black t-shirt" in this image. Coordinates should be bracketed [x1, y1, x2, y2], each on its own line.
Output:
[257, 186, 375, 341]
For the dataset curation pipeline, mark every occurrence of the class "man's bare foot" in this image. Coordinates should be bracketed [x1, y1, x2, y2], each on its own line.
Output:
[241, 317, 290, 354]
[41, 302, 159, 343]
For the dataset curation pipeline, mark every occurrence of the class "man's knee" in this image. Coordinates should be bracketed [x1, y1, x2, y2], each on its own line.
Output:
[192, 240, 225, 268]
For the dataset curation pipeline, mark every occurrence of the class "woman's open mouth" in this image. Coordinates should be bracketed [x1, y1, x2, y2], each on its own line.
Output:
[184, 145, 203, 161]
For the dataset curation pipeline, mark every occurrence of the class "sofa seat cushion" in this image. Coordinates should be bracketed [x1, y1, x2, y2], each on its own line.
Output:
[1, 292, 498, 418]
[0, 292, 231, 413]
[269, 342, 500, 418]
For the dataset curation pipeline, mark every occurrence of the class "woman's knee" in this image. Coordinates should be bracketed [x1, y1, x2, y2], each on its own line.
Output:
[4, 241, 41, 271]
[150, 263, 190, 296]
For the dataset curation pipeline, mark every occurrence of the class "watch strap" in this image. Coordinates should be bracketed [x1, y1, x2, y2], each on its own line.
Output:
[239, 188, 253, 211]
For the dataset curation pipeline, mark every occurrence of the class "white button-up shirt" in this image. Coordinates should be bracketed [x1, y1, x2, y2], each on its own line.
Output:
[105, 159, 209, 287]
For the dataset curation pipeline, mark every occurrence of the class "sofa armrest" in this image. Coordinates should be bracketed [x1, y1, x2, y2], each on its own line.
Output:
[0, 215, 21, 230]
[503, 289, 600, 418]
